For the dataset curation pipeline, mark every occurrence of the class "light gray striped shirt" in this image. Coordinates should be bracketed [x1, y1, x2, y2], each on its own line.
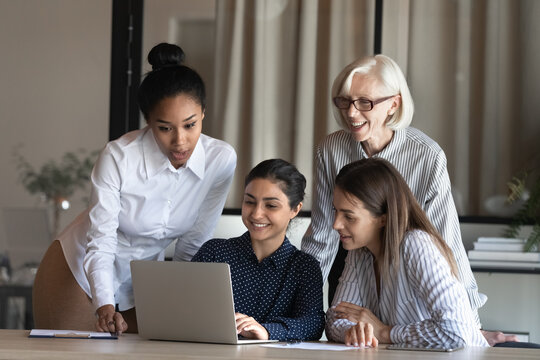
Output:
[301, 128, 485, 324]
[326, 230, 489, 347]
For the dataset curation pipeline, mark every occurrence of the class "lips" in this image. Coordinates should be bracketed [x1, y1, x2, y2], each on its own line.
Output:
[350, 121, 367, 130]
[338, 232, 352, 242]
[251, 222, 269, 229]
[170, 150, 190, 162]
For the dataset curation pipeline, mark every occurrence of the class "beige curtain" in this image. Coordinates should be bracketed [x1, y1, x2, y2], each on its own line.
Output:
[386, 0, 540, 216]
[212, 0, 375, 208]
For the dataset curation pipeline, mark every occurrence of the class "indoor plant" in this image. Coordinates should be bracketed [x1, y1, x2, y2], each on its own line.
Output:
[14, 147, 98, 237]
[503, 168, 540, 252]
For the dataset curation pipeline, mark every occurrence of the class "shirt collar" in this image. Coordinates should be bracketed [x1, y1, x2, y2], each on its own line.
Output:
[353, 128, 404, 159]
[142, 126, 169, 178]
[239, 232, 296, 270]
[142, 127, 206, 179]
[183, 135, 205, 179]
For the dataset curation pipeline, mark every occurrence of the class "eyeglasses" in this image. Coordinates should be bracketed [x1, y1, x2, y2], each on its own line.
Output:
[333, 95, 397, 112]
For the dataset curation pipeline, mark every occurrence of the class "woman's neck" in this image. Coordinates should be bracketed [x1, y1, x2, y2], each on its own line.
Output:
[251, 234, 285, 262]
[361, 127, 394, 157]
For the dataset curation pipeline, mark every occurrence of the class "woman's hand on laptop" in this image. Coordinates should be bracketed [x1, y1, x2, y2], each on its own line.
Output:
[95, 304, 128, 335]
[235, 313, 269, 340]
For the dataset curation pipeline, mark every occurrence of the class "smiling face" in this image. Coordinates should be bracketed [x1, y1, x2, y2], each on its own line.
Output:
[242, 178, 301, 248]
[147, 94, 204, 169]
[332, 187, 386, 256]
[341, 73, 399, 148]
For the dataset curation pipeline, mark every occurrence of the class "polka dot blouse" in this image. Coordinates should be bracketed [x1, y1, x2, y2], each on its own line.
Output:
[192, 232, 325, 341]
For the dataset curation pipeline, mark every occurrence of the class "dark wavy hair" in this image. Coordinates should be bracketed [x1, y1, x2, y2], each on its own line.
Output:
[244, 159, 306, 209]
[138, 43, 206, 120]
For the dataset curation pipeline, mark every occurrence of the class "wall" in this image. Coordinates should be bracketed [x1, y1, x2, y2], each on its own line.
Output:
[0, 0, 111, 267]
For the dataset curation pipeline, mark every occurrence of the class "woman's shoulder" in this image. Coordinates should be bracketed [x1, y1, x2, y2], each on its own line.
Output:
[401, 230, 440, 260]
[318, 130, 351, 149]
[102, 127, 148, 157]
[294, 248, 323, 271]
[401, 127, 444, 156]
[199, 134, 237, 159]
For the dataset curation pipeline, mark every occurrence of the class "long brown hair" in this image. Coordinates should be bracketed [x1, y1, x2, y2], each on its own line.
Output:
[335, 158, 458, 281]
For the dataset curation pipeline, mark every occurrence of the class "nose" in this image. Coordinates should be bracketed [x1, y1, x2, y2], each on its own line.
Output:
[346, 102, 359, 117]
[332, 214, 342, 231]
[251, 203, 265, 219]
[172, 129, 186, 145]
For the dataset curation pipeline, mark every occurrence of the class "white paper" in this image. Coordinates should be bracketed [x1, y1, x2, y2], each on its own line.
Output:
[262, 341, 370, 351]
[29, 329, 117, 339]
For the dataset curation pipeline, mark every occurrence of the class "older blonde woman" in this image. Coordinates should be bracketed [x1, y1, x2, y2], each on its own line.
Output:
[301, 54, 516, 346]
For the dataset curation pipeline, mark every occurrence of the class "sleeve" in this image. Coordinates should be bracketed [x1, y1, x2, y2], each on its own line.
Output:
[300, 144, 340, 282]
[83, 145, 122, 310]
[390, 233, 482, 347]
[424, 150, 485, 326]
[325, 251, 366, 343]
[261, 255, 326, 341]
[173, 149, 237, 261]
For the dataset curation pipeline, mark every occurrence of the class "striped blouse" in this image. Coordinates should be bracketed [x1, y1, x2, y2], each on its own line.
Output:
[326, 230, 489, 347]
[301, 128, 485, 324]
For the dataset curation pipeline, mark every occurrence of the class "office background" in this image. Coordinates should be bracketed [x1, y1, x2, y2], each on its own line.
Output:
[0, 0, 538, 339]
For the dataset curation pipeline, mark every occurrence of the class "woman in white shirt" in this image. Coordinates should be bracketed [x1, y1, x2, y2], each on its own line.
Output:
[326, 158, 488, 348]
[33, 43, 237, 334]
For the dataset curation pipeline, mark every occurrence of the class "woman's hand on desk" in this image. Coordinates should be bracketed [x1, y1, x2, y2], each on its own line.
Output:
[235, 313, 269, 340]
[95, 304, 128, 335]
[335, 302, 392, 345]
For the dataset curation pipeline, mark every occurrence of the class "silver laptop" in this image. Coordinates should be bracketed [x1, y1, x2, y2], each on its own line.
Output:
[130, 260, 277, 344]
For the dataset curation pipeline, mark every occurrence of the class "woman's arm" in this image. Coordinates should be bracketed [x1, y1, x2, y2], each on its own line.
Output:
[325, 250, 370, 343]
[83, 145, 123, 310]
[261, 256, 325, 341]
[391, 231, 485, 347]
[423, 150, 484, 324]
[301, 145, 341, 282]
[173, 149, 236, 261]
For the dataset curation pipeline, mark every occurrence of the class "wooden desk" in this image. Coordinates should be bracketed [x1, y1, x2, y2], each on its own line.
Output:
[0, 330, 538, 360]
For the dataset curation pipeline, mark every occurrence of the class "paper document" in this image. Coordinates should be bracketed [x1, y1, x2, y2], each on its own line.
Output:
[262, 341, 369, 351]
[29, 329, 118, 339]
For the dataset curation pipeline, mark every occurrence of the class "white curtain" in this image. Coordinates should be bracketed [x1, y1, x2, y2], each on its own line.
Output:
[213, 0, 540, 215]
[212, 0, 375, 208]
[400, 0, 540, 215]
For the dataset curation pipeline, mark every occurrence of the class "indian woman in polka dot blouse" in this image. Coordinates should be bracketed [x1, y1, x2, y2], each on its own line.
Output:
[192, 159, 325, 341]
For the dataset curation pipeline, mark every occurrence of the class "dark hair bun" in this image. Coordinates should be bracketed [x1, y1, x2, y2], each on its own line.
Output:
[147, 43, 185, 71]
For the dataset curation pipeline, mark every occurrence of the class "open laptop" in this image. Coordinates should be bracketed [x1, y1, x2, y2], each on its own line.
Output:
[130, 260, 278, 344]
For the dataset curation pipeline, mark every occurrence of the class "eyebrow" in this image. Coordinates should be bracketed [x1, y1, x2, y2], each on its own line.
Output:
[333, 203, 355, 214]
[156, 114, 196, 124]
[244, 193, 282, 202]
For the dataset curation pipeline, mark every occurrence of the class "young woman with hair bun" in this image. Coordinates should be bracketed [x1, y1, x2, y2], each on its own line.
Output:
[33, 43, 236, 334]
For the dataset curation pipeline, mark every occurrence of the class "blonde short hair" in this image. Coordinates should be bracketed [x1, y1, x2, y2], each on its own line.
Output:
[331, 54, 414, 131]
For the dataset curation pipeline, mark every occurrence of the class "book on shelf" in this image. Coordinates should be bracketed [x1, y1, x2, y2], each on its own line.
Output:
[476, 237, 525, 244]
[468, 250, 540, 262]
[473, 242, 525, 252]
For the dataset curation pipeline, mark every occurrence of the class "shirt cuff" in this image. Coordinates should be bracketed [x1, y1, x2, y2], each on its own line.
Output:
[326, 318, 356, 343]
[389, 324, 407, 344]
[261, 323, 286, 341]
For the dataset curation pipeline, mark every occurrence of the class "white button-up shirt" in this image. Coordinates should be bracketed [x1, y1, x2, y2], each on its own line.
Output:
[58, 127, 236, 310]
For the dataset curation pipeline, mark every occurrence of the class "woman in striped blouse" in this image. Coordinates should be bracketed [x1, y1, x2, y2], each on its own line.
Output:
[301, 54, 516, 345]
[326, 158, 488, 347]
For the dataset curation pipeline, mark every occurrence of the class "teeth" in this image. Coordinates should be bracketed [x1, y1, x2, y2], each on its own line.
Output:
[351, 121, 366, 128]
[253, 223, 268, 228]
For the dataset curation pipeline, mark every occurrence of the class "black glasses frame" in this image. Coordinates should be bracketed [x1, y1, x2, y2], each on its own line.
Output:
[333, 95, 397, 112]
